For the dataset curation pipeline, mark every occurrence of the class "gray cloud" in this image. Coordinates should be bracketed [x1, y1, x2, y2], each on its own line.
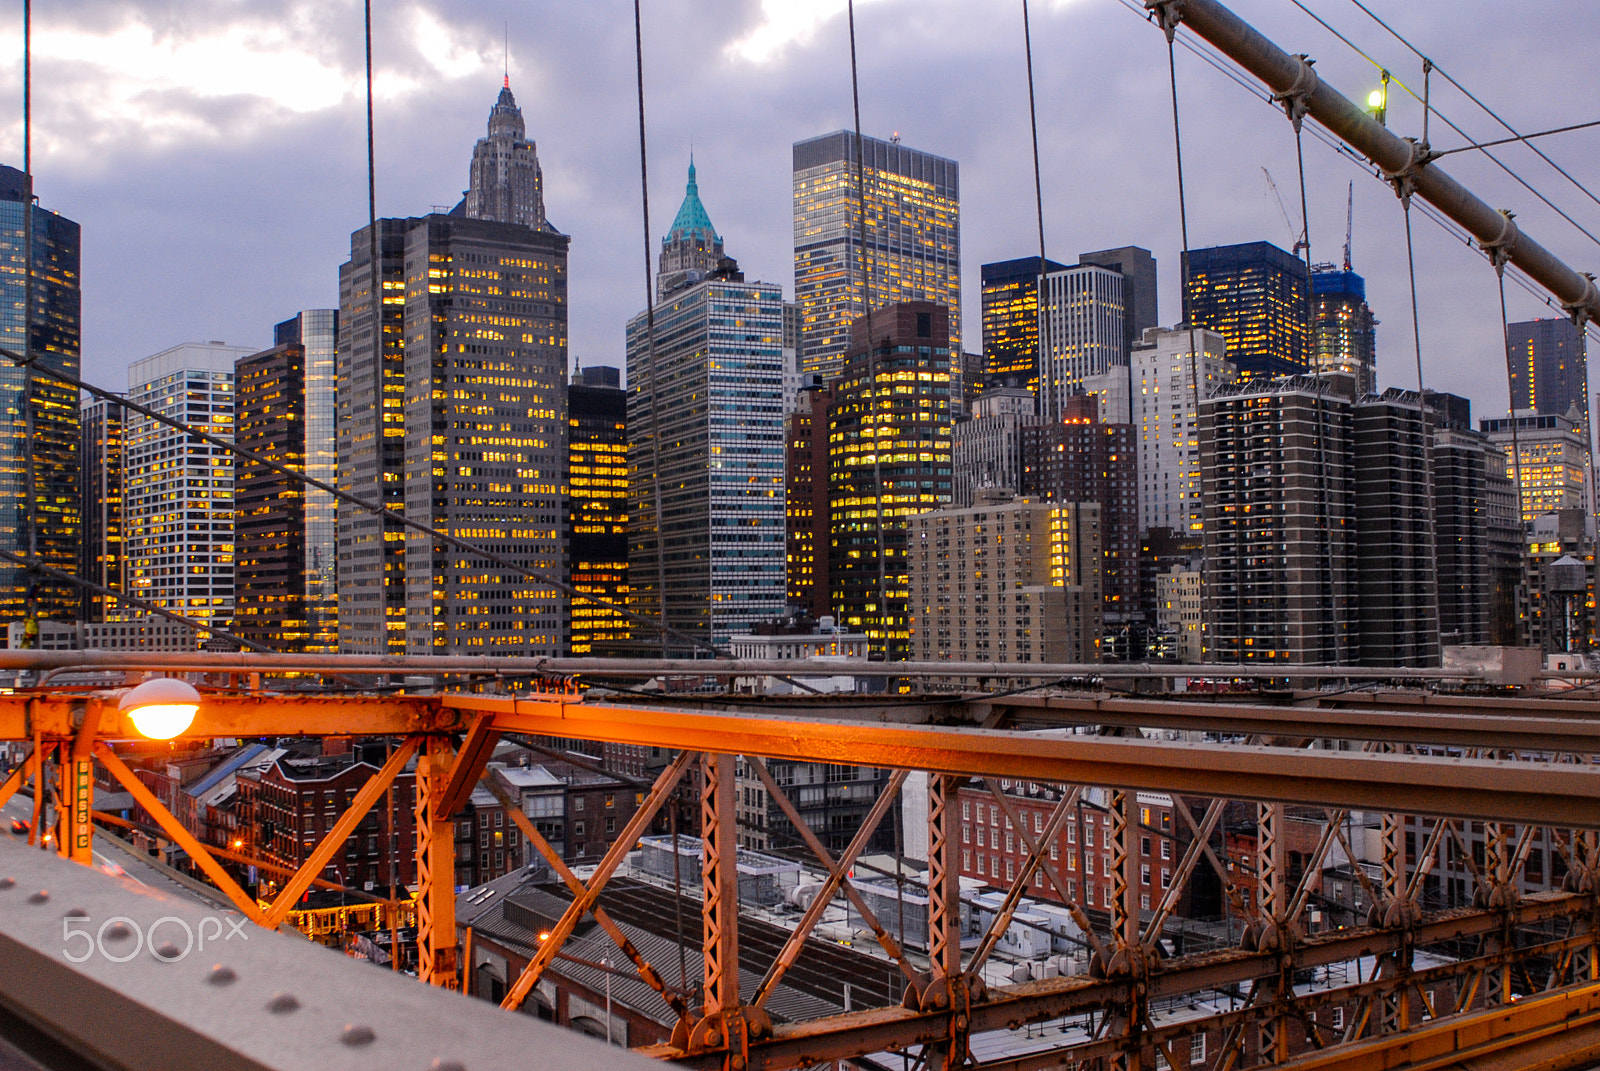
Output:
[1, 0, 1594, 421]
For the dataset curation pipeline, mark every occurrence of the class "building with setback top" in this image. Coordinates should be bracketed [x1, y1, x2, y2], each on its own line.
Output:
[233, 311, 339, 652]
[1482, 409, 1590, 521]
[1183, 242, 1311, 381]
[627, 161, 786, 651]
[793, 132, 960, 379]
[0, 166, 80, 628]
[1311, 267, 1377, 396]
[828, 302, 955, 660]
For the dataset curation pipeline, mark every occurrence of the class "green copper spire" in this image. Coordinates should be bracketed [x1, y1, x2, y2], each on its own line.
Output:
[667, 156, 718, 243]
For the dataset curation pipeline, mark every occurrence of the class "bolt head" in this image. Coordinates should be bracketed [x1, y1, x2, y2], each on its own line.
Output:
[104, 922, 133, 942]
[340, 1024, 376, 1047]
[207, 965, 238, 986]
[26, 890, 47, 904]
[266, 992, 300, 1014]
[429, 1061, 466, 1071]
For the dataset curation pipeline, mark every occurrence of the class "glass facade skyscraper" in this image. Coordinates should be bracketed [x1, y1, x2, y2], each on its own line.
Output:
[567, 366, 629, 655]
[1037, 265, 1126, 422]
[980, 257, 1065, 395]
[1182, 242, 1311, 381]
[793, 132, 960, 379]
[0, 166, 80, 627]
[1507, 316, 1589, 434]
[233, 311, 338, 652]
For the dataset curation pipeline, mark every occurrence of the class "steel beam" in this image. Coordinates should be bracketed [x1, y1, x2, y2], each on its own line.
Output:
[414, 736, 458, 988]
[1150, 0, 1600, 320]
[466, 698, 1600, 826]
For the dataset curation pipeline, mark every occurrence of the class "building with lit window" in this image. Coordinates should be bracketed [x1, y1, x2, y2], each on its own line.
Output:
[0, 166, 80, 630]
[1182, 242, 1310, 380]
[80, 397, 124, 622]
[567, 365, 628, 656]
[1037, 265, 1126, 422]
[828, 302, 955, 660]
[124, 342, 250, 641]
[793, 132, 960, 379]
[909, 491, 1101, 667]
[1311, 267, 1376, 395]
[1481, 410, 1590, 521]
[1128, 326, 1233, 536]
[627, 164, 786, 651]
[233, 311, 339, 652]
[953, 387, 1039, 507]
[400, 211, 569, 657]
[786, 385, 832, 620]
[1022, 399, 1138, 636]
[981, 257, 1064, 395]
[1508, 317, 1589, 427]
[337, 215, 415, 655]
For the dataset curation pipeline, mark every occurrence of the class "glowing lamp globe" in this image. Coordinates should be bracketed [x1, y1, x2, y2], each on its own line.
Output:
[120, 678, 202, 740]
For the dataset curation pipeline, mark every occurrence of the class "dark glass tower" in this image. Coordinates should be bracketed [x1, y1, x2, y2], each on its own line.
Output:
[0, 166, 80, 628]
[981, 256, 1065, 394]
[1508, 317, 1589, 429]
[567, 367, 629, 655]
[79, 397, 123, 622]
[1183, 241, 1311, 381]
[828, 302, 954, 660]
[234, 311, 339, 652]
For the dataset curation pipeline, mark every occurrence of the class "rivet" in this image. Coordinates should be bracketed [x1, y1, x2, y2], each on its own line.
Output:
[0, 878, 16, 890]
[104, 922, 133, 942]
[207, 965, 238, 986]
[63, 907, 88, 918]
[155, 942, 182, 961]
[340, 1024, 376, 1047]
[266, 992, 300, 1014]
[429, 1061, 466, 1071]
[27, 890, 47, 904]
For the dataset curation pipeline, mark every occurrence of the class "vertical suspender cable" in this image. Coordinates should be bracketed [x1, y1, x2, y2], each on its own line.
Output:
[1159, 26, 1222, 662]
[20, 0, 35, 645]
[845, 0, 887, 661]
[633, 0, 670, 658]
[1022, 0, 1047, 279]
[1402, 206, 1425, 393]
[1497, 269, 1526, 527]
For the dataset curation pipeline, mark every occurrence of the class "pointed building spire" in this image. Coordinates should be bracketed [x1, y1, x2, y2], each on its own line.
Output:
[658, 155, 728, 300]
[464, 80, 545, 229]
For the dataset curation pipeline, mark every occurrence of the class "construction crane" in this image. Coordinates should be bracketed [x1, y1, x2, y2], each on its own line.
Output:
[1343, 179, 1354, 271]
[1261, 166, 1307, 256]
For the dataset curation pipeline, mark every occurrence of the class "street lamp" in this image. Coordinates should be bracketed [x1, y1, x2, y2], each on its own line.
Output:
[119, 677, 201, 740]
[1366, 71, 1390, 127]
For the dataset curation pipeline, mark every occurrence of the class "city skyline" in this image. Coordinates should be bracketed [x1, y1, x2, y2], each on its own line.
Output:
[0, 1, 1590, 429]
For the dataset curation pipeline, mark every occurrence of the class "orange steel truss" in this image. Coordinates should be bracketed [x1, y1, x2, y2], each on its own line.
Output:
[8, 685, 1600, 1070]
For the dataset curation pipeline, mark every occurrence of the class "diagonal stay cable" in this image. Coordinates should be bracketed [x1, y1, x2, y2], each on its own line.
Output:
[1345, 0, 1600, 213]
[0, 546, 274, 654]
[1283, 0, 1600, 252]
[0, 349, 723, 659]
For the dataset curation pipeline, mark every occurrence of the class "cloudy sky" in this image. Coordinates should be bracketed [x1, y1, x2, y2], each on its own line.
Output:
[4, 0, 1598, 420]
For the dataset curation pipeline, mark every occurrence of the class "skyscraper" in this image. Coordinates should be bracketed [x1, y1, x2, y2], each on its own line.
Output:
[1507, 317, 1589, 431]
[79, 397, 123, 622]
[233, 311, 338, 652]
[1127, 326, 1233, 537]
[1201, 376, 1354, 664]
[1078, 246, 1159, 355]
[464, 80, 547, 230]
[1312, 267, 1377, 395]
[337, 216, 415, 655]
[1037, 264, 1126, 422]
[793, 132, 960, 378]
[980, 257, 1065, 395]
[339, 84, 568, 658]
[786, 385, 832, 620]
[1021, 398, 1139, 635]
[567, 366, 629, 656]
[1183, 242, 1311, 380]
[953, 387, 1038, 507]
[828, 302, 955, 658]
[401, 210, 568, 657]
[1425, 392, 1498, 646]
[657, 160, 725, 301]
[124, 343, 251, 640]
[628, 164, 786, 650]
[0, 166, 80, 628]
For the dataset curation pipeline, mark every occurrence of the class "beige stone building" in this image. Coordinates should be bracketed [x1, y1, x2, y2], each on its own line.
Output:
[909, 491, 1101, 668]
